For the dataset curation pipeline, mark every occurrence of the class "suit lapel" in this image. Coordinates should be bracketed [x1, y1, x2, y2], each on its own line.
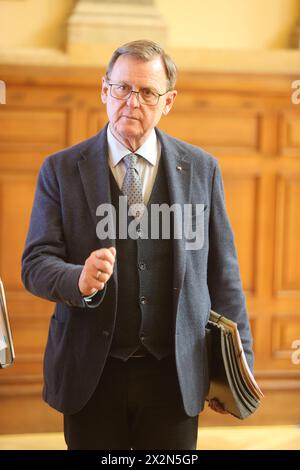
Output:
[77, 127, 118, 284]
[156, 129, 193, 297]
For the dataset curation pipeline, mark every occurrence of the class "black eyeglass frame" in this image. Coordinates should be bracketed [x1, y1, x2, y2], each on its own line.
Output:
[107, 82, 170, 106]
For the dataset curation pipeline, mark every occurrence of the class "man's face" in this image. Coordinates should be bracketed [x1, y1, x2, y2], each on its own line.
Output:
[101, 54, 177, 150]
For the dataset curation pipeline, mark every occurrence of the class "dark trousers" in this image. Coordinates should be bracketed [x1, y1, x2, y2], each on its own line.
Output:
[64, 354, 198, 450]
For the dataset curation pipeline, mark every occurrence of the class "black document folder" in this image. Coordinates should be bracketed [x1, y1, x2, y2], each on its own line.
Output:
[206, 310, 263, 419]
[0, 277, 15, 368]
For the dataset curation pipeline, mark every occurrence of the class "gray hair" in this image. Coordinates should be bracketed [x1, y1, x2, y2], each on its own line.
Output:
[106, 39, 177, 90]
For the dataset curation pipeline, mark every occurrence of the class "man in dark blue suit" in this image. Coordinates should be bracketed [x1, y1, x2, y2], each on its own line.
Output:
[22, 40, 253, 450]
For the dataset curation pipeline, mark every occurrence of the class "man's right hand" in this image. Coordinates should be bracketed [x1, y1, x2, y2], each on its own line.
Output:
[208, 398, 228, 414]
[78, 247, 116, 296]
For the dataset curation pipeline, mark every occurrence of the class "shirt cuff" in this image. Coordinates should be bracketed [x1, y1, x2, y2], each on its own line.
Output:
[83, 284, 107, 308]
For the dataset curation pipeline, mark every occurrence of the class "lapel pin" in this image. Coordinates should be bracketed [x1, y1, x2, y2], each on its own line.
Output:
[176, 165, 183, 171]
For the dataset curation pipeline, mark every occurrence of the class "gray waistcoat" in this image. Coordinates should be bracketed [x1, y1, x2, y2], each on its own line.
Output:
[109, 158, 174, 361]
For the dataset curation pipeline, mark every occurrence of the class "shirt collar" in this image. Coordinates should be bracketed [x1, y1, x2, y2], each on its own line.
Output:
[107, 125, 158, 167]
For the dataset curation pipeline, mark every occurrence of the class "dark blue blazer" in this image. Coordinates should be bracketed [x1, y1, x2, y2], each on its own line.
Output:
[22, 126, 253, 417]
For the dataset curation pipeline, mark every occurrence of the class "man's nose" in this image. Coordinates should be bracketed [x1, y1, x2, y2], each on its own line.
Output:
[126, 91, 140, 107]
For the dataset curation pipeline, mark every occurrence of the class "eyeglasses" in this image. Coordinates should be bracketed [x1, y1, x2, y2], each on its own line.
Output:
[108, 83, 169, 106]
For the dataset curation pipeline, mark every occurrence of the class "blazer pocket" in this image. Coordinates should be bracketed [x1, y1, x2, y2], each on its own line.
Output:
[50, 314, 67, 342]
[52, 304, 69, 324]
[44, 315, 68, 393]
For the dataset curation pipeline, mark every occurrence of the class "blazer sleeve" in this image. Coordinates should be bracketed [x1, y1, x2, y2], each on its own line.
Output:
[21, 157, 105, 309]
[207, 161, 254, 371]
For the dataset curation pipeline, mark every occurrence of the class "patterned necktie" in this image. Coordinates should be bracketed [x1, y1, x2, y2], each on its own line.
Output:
[121, 153, 145, 218]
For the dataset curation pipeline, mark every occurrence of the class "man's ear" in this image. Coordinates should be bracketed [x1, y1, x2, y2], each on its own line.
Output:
[101, 77, 109, 104]
[162, 90, 177, 116]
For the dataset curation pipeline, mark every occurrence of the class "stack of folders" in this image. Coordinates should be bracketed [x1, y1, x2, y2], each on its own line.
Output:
[0, 277, 15, 368]
[206, 310, 263, 419]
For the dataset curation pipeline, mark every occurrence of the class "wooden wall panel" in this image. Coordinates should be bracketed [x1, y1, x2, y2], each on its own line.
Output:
[0, 109, 68, 154]
[0, 177, 35, 290]
[87, 109, 108, 136]
[274, 175, 300, 296]
[0, 81, 74, 433]
[223, 174, 260, 295]
[0, 152, 46, 172]
[272, 314, 300, 361]
[0, 110, 67, 145]
[279, 111, 300, 156]
[161, 109, 260, 151]
[0, 64, 299, 432]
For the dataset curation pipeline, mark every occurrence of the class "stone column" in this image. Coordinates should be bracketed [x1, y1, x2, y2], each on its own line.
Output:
[66, 0, 167, 65]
